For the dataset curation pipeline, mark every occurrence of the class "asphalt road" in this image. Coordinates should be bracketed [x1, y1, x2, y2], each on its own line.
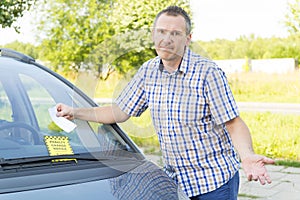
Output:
[94, 98, 300, 115]
[237, 102, 300, 115]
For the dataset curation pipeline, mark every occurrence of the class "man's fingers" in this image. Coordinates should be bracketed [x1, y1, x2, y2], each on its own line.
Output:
[258, 176, 266, 185]
[247, 173, 252, 181]
[264, 172, 272, 184]
[263, 157, 275, 165]
[248, 172, 272, 185]
[251, 174, 258, 181]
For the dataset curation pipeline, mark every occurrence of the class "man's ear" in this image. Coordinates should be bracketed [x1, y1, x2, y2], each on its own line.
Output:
[185, 33, 192, 46]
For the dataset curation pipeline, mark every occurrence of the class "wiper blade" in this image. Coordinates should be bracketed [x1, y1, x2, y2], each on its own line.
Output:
[0, 154, 111, 166]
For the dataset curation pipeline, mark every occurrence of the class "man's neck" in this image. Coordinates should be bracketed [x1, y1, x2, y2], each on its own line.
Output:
[161, 59, 182, 73]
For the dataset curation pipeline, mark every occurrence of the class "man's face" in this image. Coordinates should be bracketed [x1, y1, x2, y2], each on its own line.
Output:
[152, 13, 191, 64]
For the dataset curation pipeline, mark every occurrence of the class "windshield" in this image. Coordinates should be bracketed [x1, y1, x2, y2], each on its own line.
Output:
[0, 58, 136, 161]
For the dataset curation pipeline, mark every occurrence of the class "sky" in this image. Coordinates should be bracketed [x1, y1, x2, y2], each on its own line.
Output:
[0, 0, 291, 45]
[190, 0, 290, 41]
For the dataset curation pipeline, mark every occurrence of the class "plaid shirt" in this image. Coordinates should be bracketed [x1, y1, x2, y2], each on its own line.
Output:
[116, 48, 240, 197]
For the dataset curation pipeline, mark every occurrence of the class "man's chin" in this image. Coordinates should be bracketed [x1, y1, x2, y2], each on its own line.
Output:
[157, 49, 176, 58]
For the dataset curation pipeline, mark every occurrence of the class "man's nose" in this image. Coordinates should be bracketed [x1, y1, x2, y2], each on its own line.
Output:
[161, 32, 173, 41]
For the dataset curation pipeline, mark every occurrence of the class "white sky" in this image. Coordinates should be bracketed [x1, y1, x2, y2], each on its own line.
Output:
[190, 0, 290, 41]
[0, 0, 291, 45]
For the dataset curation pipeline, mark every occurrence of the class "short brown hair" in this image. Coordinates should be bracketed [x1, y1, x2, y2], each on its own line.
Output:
[154, 6, 191, 35]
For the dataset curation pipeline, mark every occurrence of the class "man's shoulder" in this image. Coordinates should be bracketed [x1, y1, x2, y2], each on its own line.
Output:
[189, 50, 215, 65]
[139, 56, 160, 71]
[133, 57, 160, 79]
[188, 51, 219, 72]
[144, 56, 160, 66]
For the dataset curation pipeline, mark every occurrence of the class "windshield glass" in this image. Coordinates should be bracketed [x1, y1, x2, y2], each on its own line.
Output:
[0, 58, 135, 160]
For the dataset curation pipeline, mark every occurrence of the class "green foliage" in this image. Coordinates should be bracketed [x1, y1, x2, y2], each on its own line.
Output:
[37, 0, 113, 74]
[196, 34, 300, 61]
[0, 0, 36, 31]
[2, 41, 39, 59]
[108, 0, 190, 75]
[242, 57, 250, 72]
[192, 0, 300, 61]
[284, 0, 300, 34]
[37, 0, 190, 79]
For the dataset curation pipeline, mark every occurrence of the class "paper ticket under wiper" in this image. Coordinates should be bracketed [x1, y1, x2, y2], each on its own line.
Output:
[48, 106, 77, 133]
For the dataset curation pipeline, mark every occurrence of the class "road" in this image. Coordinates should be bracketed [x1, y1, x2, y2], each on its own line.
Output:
[94, 98, 300, 115]
[237, 102, 300, 115]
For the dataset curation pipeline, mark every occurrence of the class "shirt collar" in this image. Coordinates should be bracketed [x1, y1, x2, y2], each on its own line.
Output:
[157, 48, 191, 75]
[178, 48, 190, 74]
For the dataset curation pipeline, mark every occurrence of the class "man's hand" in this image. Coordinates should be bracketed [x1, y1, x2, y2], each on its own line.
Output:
[241, 154, 275, 185]
[56, 103, 74, 120]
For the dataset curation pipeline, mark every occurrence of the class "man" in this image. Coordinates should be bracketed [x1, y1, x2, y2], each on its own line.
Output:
[56, 6, 274, 200]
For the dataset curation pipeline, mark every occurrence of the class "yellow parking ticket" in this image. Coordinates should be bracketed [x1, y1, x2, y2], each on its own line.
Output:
[44, 136, 76, 162]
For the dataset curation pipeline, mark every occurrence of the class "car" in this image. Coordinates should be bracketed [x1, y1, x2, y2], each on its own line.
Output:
[0, 48, 189, 200]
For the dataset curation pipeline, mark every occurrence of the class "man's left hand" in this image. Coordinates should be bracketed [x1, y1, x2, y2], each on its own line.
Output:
[241, 154, 275, 185]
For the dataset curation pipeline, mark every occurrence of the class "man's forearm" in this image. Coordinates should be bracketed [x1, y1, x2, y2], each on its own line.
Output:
[73, 104, 130, 124]
[226, 116, 255, 161]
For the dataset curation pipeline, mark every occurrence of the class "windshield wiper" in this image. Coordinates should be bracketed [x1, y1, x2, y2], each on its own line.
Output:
[0, 154, 115, 167]
[0, 151, 141, 168]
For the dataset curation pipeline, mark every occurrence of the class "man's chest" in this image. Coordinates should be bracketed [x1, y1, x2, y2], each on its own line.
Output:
[144, 72, 208, 123]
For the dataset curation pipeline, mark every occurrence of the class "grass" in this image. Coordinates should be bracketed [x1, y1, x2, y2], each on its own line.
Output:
[275, 160, 300, 168]
[241, 112, 300, 162]
[228, 71, 300, 103]
[238, 193, 260, 199]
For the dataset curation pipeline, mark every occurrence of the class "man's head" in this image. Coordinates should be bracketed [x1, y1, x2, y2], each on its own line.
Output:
[152, 6, 192, 69]
[154, 6, 192, 35]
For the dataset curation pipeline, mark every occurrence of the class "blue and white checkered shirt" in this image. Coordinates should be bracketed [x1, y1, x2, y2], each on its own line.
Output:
[116, 48, 240, 197]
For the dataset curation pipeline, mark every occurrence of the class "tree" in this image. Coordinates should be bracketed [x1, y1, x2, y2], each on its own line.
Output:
[37, 0, 113, 75]
[285, 0, 300, 34]
[105, 0, 190, 76]
[37, 0, 190, 79]
[3, 41, 38, 58]
[0, 0, 36, 32]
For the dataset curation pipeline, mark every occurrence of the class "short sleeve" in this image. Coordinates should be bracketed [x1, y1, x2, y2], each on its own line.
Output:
[115, 66, 148, 117]
[205, 66, 239, 125]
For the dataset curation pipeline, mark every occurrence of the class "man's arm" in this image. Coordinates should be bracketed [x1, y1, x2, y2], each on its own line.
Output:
[226, 116, 275, 185]
[56, 103, 130, 124]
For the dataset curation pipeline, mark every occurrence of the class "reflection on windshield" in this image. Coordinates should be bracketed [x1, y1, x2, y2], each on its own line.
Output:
[0, 61, 136, 161]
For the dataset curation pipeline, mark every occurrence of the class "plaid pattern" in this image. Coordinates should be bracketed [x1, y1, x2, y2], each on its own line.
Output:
[116, 48, 240, 197]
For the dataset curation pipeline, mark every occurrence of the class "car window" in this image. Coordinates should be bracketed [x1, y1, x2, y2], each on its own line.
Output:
[0, 81, 12, 122]
[20, 74, 56, 133]
[0, 58, 136, 161]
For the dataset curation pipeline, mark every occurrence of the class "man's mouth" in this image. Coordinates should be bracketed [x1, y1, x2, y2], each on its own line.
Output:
[158, 46, 173, 52]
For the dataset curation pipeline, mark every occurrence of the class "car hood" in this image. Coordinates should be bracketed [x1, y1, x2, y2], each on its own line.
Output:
[0, 161, 189, 200]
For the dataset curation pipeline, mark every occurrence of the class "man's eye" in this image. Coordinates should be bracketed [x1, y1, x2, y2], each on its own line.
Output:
[157, 29, 165, 34]
[174, 31, 181, 36]
[171, 31, 181, 36]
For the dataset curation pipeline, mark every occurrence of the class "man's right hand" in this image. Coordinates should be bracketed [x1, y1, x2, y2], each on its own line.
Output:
[56, 103, 74, 120]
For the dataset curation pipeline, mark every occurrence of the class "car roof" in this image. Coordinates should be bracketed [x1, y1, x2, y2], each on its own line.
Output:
[0, 48, 35, 64]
